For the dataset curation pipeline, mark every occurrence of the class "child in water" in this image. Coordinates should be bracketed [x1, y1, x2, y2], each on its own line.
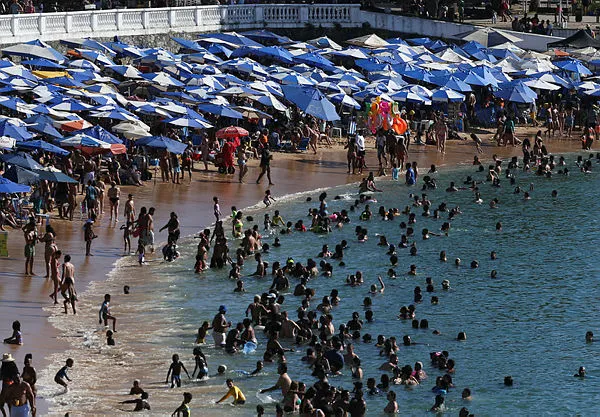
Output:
[196, 321, 212, 344]
[120, 221, 132, 254]
[263, 190, 276, 207]
[391, 163, 399, 180]
[166, 354, 190, 388]
[54, 358, 74, 391]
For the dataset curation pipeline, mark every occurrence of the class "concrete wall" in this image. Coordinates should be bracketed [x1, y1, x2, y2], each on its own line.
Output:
[360, 12, 564, 51]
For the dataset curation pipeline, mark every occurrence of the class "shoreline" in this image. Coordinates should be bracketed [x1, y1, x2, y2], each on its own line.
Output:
[1, 132, 586, 415]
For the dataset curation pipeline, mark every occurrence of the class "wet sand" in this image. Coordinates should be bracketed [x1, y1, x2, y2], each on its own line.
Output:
[0, 131, 585, 414]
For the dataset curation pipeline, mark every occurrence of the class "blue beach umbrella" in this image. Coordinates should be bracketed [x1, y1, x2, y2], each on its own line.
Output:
[199, 32, 263, 48]
[0, 121, 34, 141]
[555, 59, 592, 76]
[432, 87, 466, 102]
[390, 90, 428, 103]
[3, 165, 39, 185]
[163, 116, 213, 129]
[44, 76, 87, 88]
[21, 58, 65, 69]
[0, 176, 31, 194]
[430, 75, 473, 92]
[407, 37, 432, 46]
[281, 85, 340, 121]
[229, 45, 261, 59]
[136, 136, 188, 154]
[34, 167, 78, 183]
[328, 92, 361, 109]
[295, 53, 336, 71]
[141, 72, 185, 87]
[196, 103, 243, 119]
[75, 49, 115, 66]
[462, 40, 486, 55]
[25, 117, 63, 139]
[0, 152, 43, 170]
[495, 83, 537, 103]
[171, 37, 205, 52]
[17, 140, 69, 155]
[255, 46, 294, 64]
[240, 30, 291, 45]
[78, 125, 123, 144]
[1, 43, 65, 63]
[60, 39, 116, 56]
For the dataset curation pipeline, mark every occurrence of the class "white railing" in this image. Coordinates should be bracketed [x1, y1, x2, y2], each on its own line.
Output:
[0, 4, 362, 44]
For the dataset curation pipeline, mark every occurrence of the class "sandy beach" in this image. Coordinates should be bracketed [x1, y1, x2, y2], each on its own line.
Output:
[0, 128, 586, 415]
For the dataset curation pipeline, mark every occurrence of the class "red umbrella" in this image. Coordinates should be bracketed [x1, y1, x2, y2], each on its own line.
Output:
[215, 126, 249, 139]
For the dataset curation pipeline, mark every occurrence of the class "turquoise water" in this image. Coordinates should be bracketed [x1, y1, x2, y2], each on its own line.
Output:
[43, 153, 600, 416]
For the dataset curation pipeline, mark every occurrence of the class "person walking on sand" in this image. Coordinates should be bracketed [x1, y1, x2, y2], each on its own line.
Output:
[99, 294, 117, 331]
[435, 118, 448, 154]
[54, 358, 73, 392]
[256, 147, 274, 185]
[84, 214, 97, 256]
[60, 254, 77, 315]
[39, 225, 56, 278]
[22, 217, 37, 276]
[49, 250, 62, 304]
[172, 392, 192, 417]
[107, 182, 120, 222]
[213, 197, 221, 222]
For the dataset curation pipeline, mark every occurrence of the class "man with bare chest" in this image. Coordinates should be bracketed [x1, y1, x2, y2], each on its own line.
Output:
[0, 374, 35, 417]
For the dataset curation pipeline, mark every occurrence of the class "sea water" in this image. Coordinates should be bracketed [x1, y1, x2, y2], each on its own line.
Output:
[39, 154, 600, 416]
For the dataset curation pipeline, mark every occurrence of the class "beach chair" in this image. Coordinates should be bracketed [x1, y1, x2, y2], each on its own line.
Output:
[297, 137, 309, 151]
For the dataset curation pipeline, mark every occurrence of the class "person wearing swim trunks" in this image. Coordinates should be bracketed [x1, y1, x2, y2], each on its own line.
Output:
[1, 374, 35, 417]
[212, 305, 231, 347]
[107, 182, 120, 222]
[54, 358, 73, 391]
[216, 379, 246, 405]
[165, 354, 190, 388]
[171, 392, 192, 417]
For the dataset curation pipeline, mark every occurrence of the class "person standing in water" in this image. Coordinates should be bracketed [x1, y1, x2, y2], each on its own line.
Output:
[60, 254, 77, 315]
[216, 379, 246, 405]
[171, 392, 192, 417]
[99, 294, 117, 331]
[124, 194, 135, 223]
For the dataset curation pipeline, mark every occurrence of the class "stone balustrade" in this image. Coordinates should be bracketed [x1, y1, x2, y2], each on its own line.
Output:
[0, 3, 362, 44]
